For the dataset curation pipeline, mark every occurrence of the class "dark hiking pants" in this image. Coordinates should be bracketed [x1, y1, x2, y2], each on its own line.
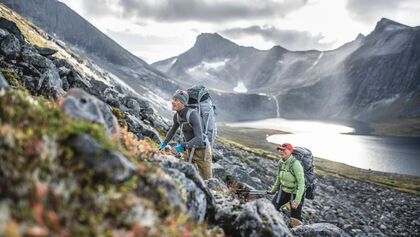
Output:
[272, 189, 304, 220]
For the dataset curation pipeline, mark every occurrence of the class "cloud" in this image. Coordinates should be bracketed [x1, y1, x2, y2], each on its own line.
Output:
[80, 0, 308, 22]
[221, 25, 335, 51]
[346, 0, 415, 25]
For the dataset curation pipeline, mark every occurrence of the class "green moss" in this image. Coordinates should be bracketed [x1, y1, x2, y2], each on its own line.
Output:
[145, 136, 159, 149]
[111, 107, 127, 127]
[1, 69, 26, 91]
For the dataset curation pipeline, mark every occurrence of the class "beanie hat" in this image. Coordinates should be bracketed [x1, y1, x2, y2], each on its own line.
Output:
[173, 89, 189, 106]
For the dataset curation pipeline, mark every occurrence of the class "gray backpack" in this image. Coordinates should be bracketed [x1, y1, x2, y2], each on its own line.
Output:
[289, 147, 316, 199]
[184, 85, 217, 147]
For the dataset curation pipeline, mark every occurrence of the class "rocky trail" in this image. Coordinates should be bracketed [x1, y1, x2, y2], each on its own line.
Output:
[0, 6, 419, 237]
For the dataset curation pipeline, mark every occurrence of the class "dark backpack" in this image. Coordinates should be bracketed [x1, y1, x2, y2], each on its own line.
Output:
[185, 85, 217, 147]
[289, 147, 316, 199]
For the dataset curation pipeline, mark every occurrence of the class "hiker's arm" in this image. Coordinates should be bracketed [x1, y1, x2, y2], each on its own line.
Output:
[162, 114, 180, 144]
[270, 164, 281, 193]
[293, 162, 305, 205]
[182, 111, 204, 149]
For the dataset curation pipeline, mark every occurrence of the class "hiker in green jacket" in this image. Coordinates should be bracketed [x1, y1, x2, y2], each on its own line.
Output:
[267, 143, 305, 227]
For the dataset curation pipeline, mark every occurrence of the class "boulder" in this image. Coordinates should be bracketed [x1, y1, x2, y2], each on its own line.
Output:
[165, 167, 207, 223]
[233, 198, 292, 237]
[35, 45, 58, 56]
[37, 68, 65, 100]
[162, 161, 217, 218]
[0, 17, 24, 41]
[125, 114, 160, 143]
[0, 33, 21, 57]
[61, 88, 119, 135]
[66, 134, 136, 183]
[292, 223, 351, 237]
[67, 71, 91, 91]
[21, 46, 53, 70]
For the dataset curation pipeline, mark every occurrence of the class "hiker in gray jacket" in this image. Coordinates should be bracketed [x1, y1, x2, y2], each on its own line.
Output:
[159, 89, 212, 180]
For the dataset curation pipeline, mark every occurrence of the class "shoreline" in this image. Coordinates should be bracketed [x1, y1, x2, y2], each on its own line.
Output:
[222, 116, 420, 138]
[217, 124, 420, 195]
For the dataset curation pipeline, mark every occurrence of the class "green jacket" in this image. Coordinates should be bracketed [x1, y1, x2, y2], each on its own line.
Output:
[270, 154, 305, 205]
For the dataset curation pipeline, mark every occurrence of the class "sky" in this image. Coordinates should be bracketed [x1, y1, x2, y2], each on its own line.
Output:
[59, 0, 420, 64]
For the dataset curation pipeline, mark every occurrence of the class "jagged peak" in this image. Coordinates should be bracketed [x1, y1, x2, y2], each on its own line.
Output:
[355, 33, 365, 41]
[194, 32, 238, 47]
[373, 18, 410, 33]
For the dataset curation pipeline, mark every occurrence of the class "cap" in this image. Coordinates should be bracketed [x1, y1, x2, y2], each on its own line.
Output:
[173, 89, 189, 105]
[276, 143, 294, 152]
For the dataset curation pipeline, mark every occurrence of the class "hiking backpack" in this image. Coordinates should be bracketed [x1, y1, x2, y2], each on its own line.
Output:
[289, 146, 316, 199]
[176, 85, 217, 147]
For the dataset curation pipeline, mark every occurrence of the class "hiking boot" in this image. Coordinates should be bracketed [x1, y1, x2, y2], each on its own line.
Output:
[291, 217, 302, 228]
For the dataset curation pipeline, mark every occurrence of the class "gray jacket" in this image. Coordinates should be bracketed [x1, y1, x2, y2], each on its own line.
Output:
[163, 107, 205, 149]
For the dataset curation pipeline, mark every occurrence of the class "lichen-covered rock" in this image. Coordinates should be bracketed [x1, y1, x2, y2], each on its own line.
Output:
[163, 161, 217, 218]
[61, 88, 119, 135]
[165, 167, 207, 223]
[291, 223, 351, 237]
[233, 199, 292, 237]
[66, 134, 136, 183]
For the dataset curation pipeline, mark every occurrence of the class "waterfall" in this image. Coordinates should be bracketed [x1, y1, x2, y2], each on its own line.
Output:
[271, 95, 280, 118]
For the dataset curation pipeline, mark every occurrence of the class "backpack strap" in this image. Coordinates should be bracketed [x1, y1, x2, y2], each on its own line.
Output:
[289, 157, 297, 177]
[186, 109, 193, 125]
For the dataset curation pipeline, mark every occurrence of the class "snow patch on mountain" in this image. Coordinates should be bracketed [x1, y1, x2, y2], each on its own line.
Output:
[233, 81, 248, 93]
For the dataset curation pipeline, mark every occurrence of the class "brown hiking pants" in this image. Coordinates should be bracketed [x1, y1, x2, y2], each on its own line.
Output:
[185, 145, 212, 180]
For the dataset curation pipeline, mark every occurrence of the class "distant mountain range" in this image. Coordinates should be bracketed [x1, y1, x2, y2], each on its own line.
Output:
[154, 19, 420, 122]
[4, 0, 419, 124]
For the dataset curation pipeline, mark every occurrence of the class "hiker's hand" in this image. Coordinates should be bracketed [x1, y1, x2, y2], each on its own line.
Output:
[159, 143, 167, 151]
[267, 190, 275, 195]
[174, 145, 185, 153]
[291, 201, 299, 209]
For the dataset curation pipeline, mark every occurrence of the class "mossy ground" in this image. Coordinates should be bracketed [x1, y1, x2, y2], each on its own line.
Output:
[217, 125, 420, 195]
[0, 90, 223, 237]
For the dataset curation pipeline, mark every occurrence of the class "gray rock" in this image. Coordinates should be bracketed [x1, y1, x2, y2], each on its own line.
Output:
[67, 71, 91, 91]
[292, 223, 350, 237]
[233, 198, 292, 237]
[162, 161, 217, 218]
[66, 134, 136, 183]
[103, 88, 121, 107]
[0, 33, 20, 56]
[212, 194, 241, 234]
[35, 45, 57, 56]
[22, 47, 53, 70]
[125, 114, 160, 143]
[37, 68, 65, 99]
[0, 18, 24, 41]
[61, 88, 119, 135]
[58, 66, 71, 76]
[165, 167, 207, 223]
[0, 71, 9, 89]
[22, 76, 36, 93]
[205, 178, 229, 192]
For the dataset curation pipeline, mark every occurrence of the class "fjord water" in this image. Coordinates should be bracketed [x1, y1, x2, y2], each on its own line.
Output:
[228, 118, 420, 176]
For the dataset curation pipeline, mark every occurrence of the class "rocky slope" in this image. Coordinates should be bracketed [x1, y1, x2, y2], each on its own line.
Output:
[1, 0, 180, 114]
[154, 21, 420, 123]
[1, 3, 419, 237]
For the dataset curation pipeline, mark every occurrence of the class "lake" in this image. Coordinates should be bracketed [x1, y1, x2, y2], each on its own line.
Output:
[227, 118, 420, 176]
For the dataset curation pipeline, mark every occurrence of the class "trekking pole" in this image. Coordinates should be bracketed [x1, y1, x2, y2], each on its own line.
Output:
[248, 190, 268, 195]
